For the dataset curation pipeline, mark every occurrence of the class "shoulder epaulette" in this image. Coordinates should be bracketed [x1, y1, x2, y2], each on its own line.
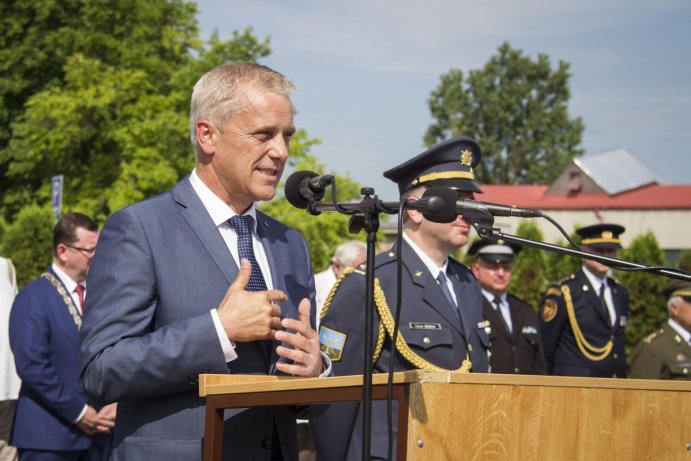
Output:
[557, 273, 576, 284]
[642, 328, 665, 344]
[351, 264, 366, 276]
[544, 285, 563, 298]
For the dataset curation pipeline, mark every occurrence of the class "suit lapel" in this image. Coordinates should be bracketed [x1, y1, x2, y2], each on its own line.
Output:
[446, 264, 475, 340]
[255, 212, 284, 293]
[172, 178, 236, 284]
[400, 242, 463, 334]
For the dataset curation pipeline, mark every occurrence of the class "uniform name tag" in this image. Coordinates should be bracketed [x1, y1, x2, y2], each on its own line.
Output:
[408, 322, 442, 330]
[521, 326, 538, 335]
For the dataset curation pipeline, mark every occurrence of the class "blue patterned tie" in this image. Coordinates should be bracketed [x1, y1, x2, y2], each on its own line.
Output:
[230, 214, 281, 460]
[229, 215, 268, 292]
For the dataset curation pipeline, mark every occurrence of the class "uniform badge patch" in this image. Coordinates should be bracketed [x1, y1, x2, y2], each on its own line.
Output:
[319, 326, 347, 362]
[541, 299, 558, 322]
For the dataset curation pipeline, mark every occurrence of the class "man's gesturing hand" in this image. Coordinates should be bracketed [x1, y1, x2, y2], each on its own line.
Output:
[274, 298, 324, 377]
[217, 259, 285, 342]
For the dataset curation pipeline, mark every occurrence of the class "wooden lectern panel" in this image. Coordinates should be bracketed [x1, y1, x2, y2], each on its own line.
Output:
[199, 372, 691, 461]
[404, 374, 691, 460]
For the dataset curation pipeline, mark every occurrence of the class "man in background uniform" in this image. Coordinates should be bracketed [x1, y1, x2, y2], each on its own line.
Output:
[630, 278, 691, 380]
[311, 136, 490, 461]
[469, 239, 546, 374]
[539, 223, 629, 377]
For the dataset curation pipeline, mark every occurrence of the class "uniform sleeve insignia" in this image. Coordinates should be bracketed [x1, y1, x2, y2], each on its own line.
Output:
[541, 298, 558, 322]
[546, 286, 562, 297]
[319, 326, 347, 362]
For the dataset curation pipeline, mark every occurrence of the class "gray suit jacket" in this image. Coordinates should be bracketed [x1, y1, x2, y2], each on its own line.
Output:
[80, 177, 315, 460]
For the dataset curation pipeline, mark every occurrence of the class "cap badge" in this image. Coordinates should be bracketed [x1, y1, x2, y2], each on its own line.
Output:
[602, 231, 613, 239]
[460, 149, 473, 167]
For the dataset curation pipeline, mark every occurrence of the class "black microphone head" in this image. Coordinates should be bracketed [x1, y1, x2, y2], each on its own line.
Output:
[284, 170, 319, 209]
[421, 186, 458, 223]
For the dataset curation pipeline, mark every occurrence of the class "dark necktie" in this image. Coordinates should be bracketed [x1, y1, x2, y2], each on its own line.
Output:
[599, 283, 612, 326]
[436, 272, 457, 309]
[74, 284, 85, 313]
[493, 296, 512, 333]
[229, 215, 282, 460]
[228, 216, 273, 364]
[229, 215, 267, 292]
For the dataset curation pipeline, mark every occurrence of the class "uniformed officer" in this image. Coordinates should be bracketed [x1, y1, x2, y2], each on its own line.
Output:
[310, 136, 490, 461]
[469, 239, 547, 375]
[538, 223, 629, 377]
[630, 278, 691, 380]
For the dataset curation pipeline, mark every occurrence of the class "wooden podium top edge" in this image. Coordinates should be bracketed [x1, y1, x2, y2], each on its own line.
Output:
[198, 370, 691, 397]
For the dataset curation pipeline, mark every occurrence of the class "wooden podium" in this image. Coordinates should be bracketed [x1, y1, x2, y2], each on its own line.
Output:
[199, 371, 691, 460]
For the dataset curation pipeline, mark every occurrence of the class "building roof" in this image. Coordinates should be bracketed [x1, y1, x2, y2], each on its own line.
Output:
[575, 148, 667, 195]
[480, 183, 691, 210]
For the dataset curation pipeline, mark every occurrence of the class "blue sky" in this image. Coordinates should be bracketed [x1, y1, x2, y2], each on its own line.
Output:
[195, 0, 691, 200]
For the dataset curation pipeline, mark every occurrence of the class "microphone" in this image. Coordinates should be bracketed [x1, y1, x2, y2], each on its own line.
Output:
[406, 186, 458, 223]
[456, 198, 541, 218]
[284, 171, 335, 209]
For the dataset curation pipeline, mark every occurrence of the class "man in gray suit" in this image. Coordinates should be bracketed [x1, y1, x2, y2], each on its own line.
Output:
[80, 62, 330, 461]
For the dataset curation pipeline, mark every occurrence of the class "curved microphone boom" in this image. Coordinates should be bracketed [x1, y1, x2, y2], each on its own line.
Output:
[284, 170, 335, 209]
[456, 198, 541, 218]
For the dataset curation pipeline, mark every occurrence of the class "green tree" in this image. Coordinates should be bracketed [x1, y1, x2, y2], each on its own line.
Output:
[425, 42, 584, 185]
[511, 221, 547, 307]
[544, 230, 583, 283]
[0, 205, 54, 287]
[0, 0, 363, 276]
[677, 249, 691, 272]
[0, 0, 271, 222]
[617, 232, 667, 358]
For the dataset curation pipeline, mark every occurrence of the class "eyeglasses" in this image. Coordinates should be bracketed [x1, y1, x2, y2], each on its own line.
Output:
[65, 244, 96, 256]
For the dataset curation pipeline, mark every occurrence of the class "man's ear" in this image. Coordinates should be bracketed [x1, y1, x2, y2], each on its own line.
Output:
[195, 119, 216, 155]
[405, 204, 424, 224]
[55, 244, 68, 264]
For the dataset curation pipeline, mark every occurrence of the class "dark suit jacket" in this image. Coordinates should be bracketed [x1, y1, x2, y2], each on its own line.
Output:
[483, 294, 547, 375]
[9, 267, 94, 451]
[311, 240, 489, 461]
[79, 177, 315, 461]
[538, 269, 628, 378]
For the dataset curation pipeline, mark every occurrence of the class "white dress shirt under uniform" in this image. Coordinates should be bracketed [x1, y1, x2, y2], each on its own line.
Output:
[582, 266, 616, 326]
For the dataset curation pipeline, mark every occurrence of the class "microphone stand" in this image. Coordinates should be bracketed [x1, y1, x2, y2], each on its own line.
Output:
[308, 187, 399, 461]
[465, 208, 691, 282]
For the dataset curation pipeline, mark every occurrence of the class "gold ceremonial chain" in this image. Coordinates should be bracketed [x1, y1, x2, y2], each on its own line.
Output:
[42, 272, 82, 330]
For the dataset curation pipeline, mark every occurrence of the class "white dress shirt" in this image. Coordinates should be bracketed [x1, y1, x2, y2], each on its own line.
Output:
[582, 266, 616, 326]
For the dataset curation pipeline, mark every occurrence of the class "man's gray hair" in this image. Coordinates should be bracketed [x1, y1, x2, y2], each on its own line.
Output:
[333, 240, 367, 267]
[668, 295, 682, 315]
[189, 62, 295, 156]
